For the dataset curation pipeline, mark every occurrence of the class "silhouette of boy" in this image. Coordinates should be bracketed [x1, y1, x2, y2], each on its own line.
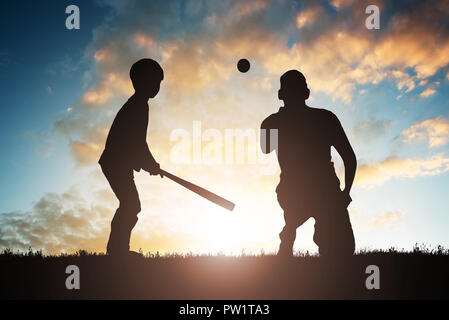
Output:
[261, 70, 356, 257]
[99, 58, 163, 256]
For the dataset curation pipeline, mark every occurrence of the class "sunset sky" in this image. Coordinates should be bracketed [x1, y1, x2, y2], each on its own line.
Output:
[1, 0, 449, 255]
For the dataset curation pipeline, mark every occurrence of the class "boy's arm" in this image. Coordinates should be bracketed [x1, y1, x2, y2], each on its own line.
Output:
[141, 142, 160, 174]
[136, 107, 160, 175]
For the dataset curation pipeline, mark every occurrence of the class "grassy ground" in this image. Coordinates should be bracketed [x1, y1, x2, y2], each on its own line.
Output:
[1, 247, 448, 299]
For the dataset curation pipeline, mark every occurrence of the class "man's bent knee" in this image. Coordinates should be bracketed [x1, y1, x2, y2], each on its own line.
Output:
[279, 225, 296, 242]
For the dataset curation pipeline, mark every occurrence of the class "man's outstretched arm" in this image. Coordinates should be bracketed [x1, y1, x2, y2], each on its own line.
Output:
[260, 114, 279, 154]
[332, 115, 357, 196]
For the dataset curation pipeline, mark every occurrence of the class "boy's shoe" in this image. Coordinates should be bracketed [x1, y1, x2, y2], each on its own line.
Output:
[108, 250, 144, 259]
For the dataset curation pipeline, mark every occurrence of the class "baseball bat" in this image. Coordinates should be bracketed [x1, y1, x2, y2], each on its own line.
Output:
[159, 169, 235, 211]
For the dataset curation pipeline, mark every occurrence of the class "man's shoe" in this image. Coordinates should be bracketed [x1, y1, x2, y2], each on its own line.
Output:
[277, 246, 294, 258]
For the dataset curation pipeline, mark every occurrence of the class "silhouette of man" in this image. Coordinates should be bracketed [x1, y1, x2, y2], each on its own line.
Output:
[261, 70, 356, 257]
[99, 58, 163, 256]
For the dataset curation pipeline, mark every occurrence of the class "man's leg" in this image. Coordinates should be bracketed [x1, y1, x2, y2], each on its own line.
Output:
[278, 215, 297, 257]
[102, 166, 141, 255]
[277, 192, 309, 257]
[313, 206, 355, 257]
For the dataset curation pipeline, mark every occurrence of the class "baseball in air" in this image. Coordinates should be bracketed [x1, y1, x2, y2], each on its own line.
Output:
[237, 58, 250, 73]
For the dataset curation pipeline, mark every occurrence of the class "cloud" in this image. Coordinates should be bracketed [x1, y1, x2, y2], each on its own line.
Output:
[80, 0, 449, 111]
[370, 1, 449, 80]
[82, 87, 113, 106]
[83, 72, 133, 107]
[392, 70, 415, 93]
[57, 0, 449, 129]
[330, 0, 358, 9]
[402, 116, 449, 147]
[0, 183, 194, 254]
[0, 188, 110, 254]
[233, 0, 269, 16]
[69, 141, 103, 166]
[68, 124, 109, 166]
[360, 210, 405, 229]
[216, 0, 449, 103]
[418, 79, 428, 86]
[0, 179, 201, 254]
[353, 119, 393, 142]
[420, 87, 436, 98]
[296, 7, 320, 29]
[94, 48, 115, 63]
[355, 153, 449, 188]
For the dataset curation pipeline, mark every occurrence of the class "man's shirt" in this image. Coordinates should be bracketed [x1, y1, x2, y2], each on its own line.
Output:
[261, 106, 343, 194]
[99, 94, 156, 172]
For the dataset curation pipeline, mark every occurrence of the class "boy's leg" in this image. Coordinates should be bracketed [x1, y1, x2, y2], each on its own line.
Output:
[108, 207, 139, 254]
[101, 165, 141, 255]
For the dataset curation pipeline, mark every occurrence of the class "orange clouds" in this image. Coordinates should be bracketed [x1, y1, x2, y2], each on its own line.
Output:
[162, 39, 233, 94]
[83, 87, 113, 105]
[82, 72, 133, 106]
[402, 117, 449, 147]
[293, 0, 449, 102]
[94, 48, 115, 63]
[367, 2, 449, 82]
[374, 28, 449, 80]
[356, 153, 449, 188]
[420, 87, 436, 98]
[392, 70, 415, 93]
[296, 7, 319, 29]
[80, 0, 449, 111]
[69, 141, 102, 166]
[61, 124, 109, 166]
[330, 0, 357, 9]
[134, 33, 155, 49]
[233, 0, 268, 16]
[132, 34, 223, 93]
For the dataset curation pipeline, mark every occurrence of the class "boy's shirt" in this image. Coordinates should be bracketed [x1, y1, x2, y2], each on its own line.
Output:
[99, 94, 156, 172]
